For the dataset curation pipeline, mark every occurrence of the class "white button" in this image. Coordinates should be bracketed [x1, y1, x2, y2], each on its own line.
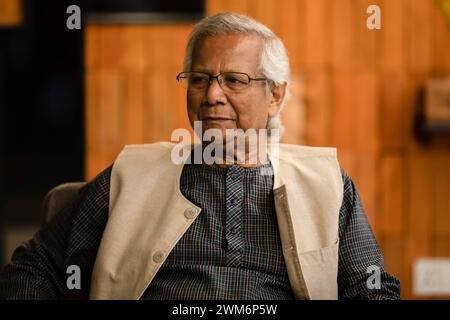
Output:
[152, 251, 165, 263]
[184, 208, 196, 219]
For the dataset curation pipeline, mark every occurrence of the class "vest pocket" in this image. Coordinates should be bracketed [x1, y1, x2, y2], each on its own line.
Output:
[297, 239, 339, 300]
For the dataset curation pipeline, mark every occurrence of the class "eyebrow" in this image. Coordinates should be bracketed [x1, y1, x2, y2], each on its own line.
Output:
[190, 69, 249, 74]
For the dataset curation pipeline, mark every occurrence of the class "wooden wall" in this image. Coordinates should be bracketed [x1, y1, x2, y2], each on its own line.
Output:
[85, 0, 450, 299]
[85, 24, 193, 178]
[0, 0, 22, 26]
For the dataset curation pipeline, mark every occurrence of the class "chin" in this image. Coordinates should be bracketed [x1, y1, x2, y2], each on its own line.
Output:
[200, 125, 234, 142]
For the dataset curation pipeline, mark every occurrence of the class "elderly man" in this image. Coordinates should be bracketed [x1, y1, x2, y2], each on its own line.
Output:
[0, 12, 400, 300]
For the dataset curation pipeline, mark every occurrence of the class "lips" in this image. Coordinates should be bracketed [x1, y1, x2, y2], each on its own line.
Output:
[202, 116, 233, 121]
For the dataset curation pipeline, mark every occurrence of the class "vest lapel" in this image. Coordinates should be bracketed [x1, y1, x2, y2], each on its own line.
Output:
[269, 144, 342, 299]
[90, 143, 201, 299]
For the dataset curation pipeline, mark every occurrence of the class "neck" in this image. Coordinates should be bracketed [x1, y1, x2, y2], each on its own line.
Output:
[200, 138, 269, 168]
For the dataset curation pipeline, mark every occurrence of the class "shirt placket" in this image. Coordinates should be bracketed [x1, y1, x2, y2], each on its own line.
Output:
[224, 166, 244, 266]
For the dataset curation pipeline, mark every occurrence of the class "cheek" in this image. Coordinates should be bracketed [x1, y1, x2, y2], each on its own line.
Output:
[187, 93, 201, 119]
[233, 105, 267, 130]
[232, 95, 270, 129]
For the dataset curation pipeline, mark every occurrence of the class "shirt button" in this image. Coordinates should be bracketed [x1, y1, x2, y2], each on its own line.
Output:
[184, 208, 196, 219]
[231, 198, 239, 206]
[152, 251, 165, 263]
[230, 173, 239, 180]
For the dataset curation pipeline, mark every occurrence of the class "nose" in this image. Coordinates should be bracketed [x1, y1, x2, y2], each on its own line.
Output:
[203, 76, 227, 106]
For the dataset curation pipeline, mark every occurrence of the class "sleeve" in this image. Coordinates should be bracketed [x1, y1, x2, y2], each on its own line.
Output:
[0, 166, 112, 300]
[337, 170, 401, 300]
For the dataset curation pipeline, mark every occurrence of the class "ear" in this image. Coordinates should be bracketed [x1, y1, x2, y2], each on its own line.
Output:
[268, 82, 287, 117]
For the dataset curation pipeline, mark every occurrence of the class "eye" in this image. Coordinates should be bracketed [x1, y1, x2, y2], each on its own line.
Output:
[223, 74, 246, 84]
[189, 74, 208, 85]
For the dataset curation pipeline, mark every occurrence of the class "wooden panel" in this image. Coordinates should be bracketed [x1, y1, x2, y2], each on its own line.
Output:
[278, 0, 303, 72]
[303, 72, 330, 146]
[206, 0, 230, 14]
[206, 0, 249, 14]
[85, 72, 100, 179]
[433, 153, 450, 236]
[432, 2, 450, 73]
[172, 25, 193, 131]
[97, 71, 125, 168]
[380, 154, 405, 236]
[378, 0, 405, 72]
[86, 70, 125, 179]
[205, 0, 221, 13]
[353, 0, 378, 72]
[330, 73, 354, 150]
[121, 26, 148, 72]
[337, 152, 355, 179]
[406, 0, 433, 73]
[280, 73, 304, 144]
[405, 146, 434, 298]
[98, 26, 123, 71]
[352, 155, 378, 229]
[330, 0, 354, 72]
[85, 24, 192, 180]
[379, 72, 408, 150]
[152, 27, 174, 71]
[380, 235, 406, 298]
[303, 0, 329, 72]
[248, 0, 278, 32]
[144, 72, 160, 143]
[408, 147, 435, 244]
[173, 25, 194, 72]
[85, 25, 100, 69]
[402, 74, 428, 149]
[435, 237, 450, 256]
[353, 73, 379, 153]
[0, 0, 22, 26]
[145, 71, 170, 142]
[125, 72, 146, 144]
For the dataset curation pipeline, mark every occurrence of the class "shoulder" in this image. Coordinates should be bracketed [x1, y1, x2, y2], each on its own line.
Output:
[118, 142, 177, 159]
[121, 141, 176, 152]
[112, 142, 180, 169]
[273, 143, 341, 182]
[276, 143, 337, 159]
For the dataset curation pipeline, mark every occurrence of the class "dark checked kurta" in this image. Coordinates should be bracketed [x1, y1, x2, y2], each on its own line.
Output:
[0, 163, 401, 299]
[143, 162, 294, 299]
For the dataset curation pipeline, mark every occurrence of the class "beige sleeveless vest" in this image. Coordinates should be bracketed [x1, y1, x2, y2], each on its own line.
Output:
[90, 142, 343, 300]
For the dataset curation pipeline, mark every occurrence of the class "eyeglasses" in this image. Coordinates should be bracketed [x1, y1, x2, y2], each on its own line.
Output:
[176, 71, 269, 92]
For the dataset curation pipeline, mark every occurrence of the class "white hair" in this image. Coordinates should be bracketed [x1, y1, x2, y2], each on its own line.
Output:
[183, 12, 291, 137]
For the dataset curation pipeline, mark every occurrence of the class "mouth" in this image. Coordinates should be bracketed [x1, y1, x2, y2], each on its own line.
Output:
[202, 117, 233, 121]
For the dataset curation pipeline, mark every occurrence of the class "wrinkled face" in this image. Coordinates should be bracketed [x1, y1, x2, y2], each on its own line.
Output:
[187, 34, 284, 139]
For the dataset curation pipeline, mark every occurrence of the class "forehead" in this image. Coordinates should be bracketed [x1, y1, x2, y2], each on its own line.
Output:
[191, 34, 263, 73]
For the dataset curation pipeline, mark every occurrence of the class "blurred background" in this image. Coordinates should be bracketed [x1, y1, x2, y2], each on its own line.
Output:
[1, 0, 450, 299]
